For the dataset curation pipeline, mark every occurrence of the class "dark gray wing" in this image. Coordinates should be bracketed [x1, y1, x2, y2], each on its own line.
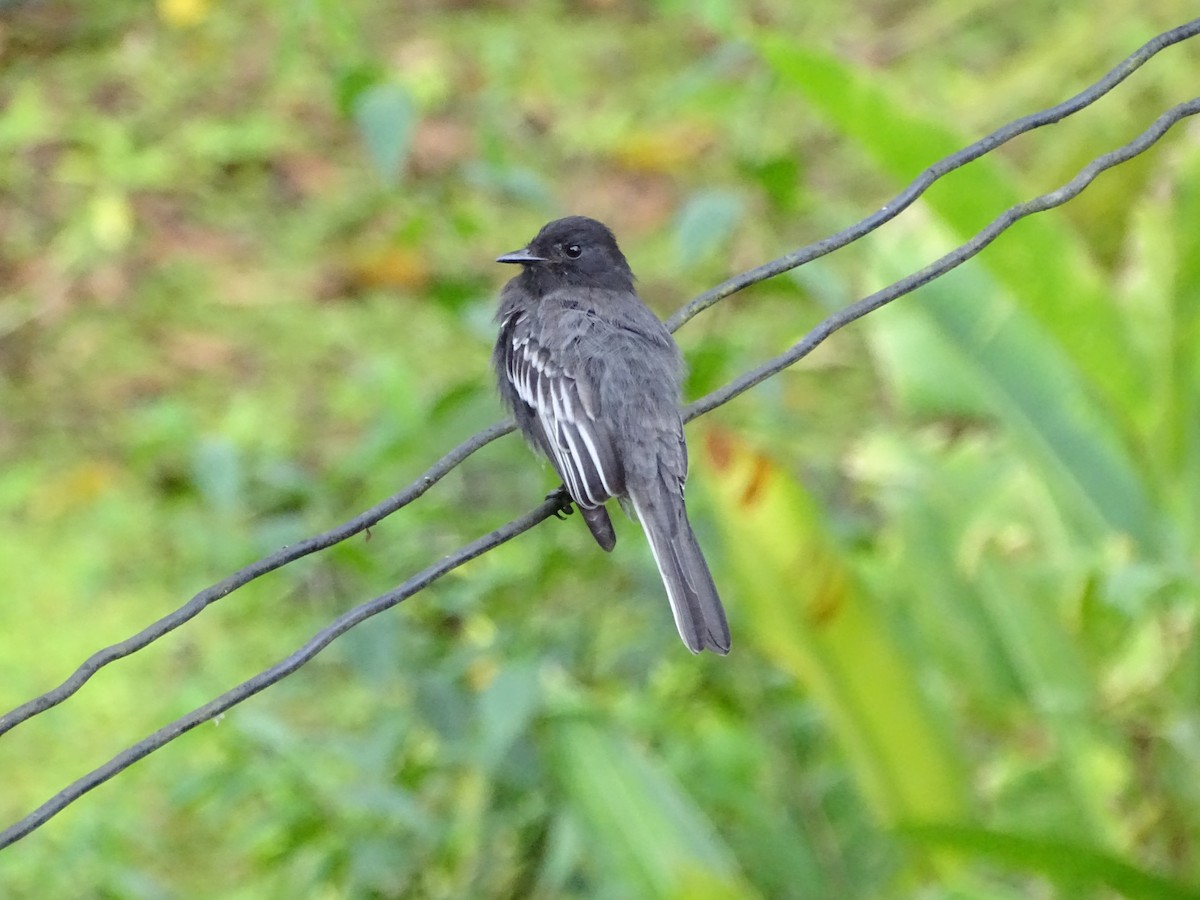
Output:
[501, 314, 625, 509]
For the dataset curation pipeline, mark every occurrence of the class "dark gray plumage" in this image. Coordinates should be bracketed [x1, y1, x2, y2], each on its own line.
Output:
[493, 216, 730, 655]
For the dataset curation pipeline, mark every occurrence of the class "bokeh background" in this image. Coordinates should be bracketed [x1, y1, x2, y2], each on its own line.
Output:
[2, 1, 1198, 897]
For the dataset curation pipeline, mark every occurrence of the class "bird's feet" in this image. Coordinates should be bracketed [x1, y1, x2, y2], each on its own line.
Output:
[546, 486, 574, 519]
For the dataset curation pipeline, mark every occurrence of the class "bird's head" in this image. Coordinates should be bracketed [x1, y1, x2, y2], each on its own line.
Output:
[497, 216, 634, 290]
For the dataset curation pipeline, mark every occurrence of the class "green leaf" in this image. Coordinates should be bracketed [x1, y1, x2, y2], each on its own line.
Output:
[757, 39, 1146, 435]
[546, 717, 750, 899]
[1122, 151, 1200, 530]
[867, 231, 1159, 549]
[353, 82, 415, 184]
[464, 161, 555, 206]
[333, 64, 385, 117]
[191, 438, 243, 516]
[674, 190, 744, 269]
[476, 663, 541, 770]
[899, 823, 1200, 900]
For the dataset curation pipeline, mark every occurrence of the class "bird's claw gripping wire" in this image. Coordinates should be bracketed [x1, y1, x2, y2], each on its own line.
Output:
[546, 486, 575, 519]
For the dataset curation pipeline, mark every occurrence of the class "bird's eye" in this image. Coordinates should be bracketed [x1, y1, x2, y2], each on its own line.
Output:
[564, 244, 582, 258]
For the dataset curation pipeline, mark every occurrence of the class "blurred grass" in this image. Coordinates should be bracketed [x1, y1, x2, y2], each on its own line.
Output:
[1, 0, 1198, 897]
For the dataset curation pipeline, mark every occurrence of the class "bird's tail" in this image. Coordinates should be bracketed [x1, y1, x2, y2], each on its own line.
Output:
[630, 484, 730, 655]
[580, 505, 617, 552]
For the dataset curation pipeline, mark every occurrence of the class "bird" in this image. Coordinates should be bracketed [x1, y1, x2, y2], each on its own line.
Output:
[492, 215, 730, 655]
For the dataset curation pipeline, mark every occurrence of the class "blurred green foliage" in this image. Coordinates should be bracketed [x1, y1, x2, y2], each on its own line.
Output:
[1, 1, 1198, 897]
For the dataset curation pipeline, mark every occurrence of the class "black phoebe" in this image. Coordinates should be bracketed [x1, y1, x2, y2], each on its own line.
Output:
[493, 216, 731, 655]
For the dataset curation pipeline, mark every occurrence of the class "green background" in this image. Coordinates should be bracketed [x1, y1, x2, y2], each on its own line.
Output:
[1, 1, 1198, 897]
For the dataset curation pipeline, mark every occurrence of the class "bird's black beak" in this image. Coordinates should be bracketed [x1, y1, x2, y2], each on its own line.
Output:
[496, 248, 546, 265]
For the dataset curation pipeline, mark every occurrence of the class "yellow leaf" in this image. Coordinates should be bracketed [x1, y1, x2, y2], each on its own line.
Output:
[31, 461, 119, 521]
[89, 190, 133, 252]
[156, 0, 211, 28]
[699, 430, 970, 845]
[612, 126, 712, 174]
[347, 246, 431, 292]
